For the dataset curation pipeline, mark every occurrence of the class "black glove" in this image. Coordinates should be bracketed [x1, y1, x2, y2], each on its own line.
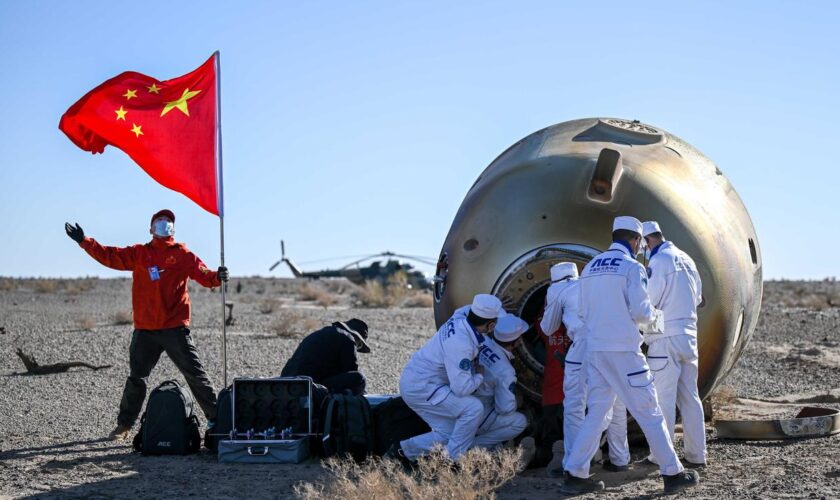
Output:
[217, 266, 229, 282]
[65, 222, 84, 244]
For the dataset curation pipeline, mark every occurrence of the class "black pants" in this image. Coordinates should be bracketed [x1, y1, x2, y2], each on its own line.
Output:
[117, 327, 217, 427]
[321, 371, 366, 396]
[534, 403, 564, 467]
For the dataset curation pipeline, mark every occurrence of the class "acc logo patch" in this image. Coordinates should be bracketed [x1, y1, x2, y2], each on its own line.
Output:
[166, 255, 177, 265]
[508, 382, 516, 393]
[459, 358, 472, 371]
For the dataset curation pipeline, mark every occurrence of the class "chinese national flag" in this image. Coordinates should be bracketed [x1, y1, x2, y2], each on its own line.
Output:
[59, 54, 220, 215]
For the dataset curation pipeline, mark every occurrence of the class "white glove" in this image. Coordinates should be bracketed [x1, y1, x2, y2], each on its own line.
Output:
[641, 309, 665, 335]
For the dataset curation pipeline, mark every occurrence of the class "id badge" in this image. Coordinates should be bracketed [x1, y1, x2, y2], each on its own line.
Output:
[148, 266, 161, 281]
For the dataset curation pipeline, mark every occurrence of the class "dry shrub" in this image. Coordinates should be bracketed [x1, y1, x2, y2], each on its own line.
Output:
[299, 282, 339, 308]
[114, 310, 133, 325]
[357, 280, 388, 307]
[315, 292, 339, 309]
[295, 447, 520, 500]
[271, 309, 320, 338]
[325, 279, 354, 295]
[302, 317, 320, 332]
[356, 272, 415, 308]
[0, 278, 18, 291]
[259, 299, 282, 314]
[402, 292, 433, 308]
[801, 294, 828, 311]
[65, 279, 97, 295]
[299, 282, 326, 301]
[34, 279, 59, 293]
[78, 317, 96, 330]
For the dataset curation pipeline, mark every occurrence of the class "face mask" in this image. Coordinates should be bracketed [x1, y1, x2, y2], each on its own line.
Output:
[152, 219, 175, 237]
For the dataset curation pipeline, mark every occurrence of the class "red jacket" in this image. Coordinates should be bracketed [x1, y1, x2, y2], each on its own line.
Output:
[538, 315, 572, 406]
[80, 236, 220, 330]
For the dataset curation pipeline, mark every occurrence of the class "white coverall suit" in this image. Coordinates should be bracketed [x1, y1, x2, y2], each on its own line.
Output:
[473, 337, 528, 449]
[540, 278, 629, 468]
[399, 306, 487, 460]
[564, 242, 684, 479]
[644, 240, 707, 464]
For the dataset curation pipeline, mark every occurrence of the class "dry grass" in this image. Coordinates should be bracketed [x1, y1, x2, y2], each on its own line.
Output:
[298, 282, 339, 308]
[78, 317, 96, 330]
[295, 447, 520, 500]
[114, 310, 133, 325]
[402, 292, 434, 308]
[355, 272, 428, 308]
[259, 299, 282, 314]
[270, 309, 321, 338]
[64, 279, 97, 295]
[0, 278, 18, 291]
[33, 280, 59, 293]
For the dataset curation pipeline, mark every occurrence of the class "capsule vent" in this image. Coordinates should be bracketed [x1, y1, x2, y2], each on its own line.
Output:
[587, 148, 623, 202]
[748, 238, 757, 265]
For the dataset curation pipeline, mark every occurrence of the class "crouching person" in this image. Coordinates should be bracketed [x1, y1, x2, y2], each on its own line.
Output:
[281, 319, 370, 395]
[389, 294, 505, 465]
[473, 314, 535, 468]
[473, 315, 529, 449]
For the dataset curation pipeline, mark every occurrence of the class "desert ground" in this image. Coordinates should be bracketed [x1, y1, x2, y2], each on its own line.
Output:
[1, 277, 839, 499]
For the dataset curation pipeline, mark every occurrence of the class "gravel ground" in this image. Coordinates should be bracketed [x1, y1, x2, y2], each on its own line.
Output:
[1, 278, 839, 499]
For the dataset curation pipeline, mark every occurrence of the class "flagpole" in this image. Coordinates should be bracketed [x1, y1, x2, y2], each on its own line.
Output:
[214, 50, 228, 388]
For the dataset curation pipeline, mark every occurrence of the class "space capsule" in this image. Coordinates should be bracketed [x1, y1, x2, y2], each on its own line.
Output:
[432, 118, 762, 401]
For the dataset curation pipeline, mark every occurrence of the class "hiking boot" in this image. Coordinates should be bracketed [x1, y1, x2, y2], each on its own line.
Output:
[108, 424, 132, 441]
[663, 469, 700, 494]
[559, 472, 605, 495]
[518, 437, 536, 471]
[546, 440, 565, 477]
[385, 442, 416, 471]
[602, 459, 630, 472]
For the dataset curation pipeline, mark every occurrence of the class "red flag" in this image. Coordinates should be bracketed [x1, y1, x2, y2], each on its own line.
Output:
[60, 54, 219, 215]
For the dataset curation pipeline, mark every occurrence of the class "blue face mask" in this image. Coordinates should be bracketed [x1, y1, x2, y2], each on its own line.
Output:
[152, 219, 175, 237]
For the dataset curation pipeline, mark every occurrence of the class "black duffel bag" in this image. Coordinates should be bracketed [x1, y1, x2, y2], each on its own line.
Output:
[371, 396, 430, 456]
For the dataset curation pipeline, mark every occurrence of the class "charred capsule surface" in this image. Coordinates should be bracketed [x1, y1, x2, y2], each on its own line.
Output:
[433, 118, 762, 401]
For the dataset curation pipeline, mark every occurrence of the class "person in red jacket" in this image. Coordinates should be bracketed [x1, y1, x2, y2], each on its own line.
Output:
[65, 209, 228, 441]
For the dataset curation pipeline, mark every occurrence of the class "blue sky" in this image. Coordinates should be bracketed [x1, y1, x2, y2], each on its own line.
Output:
[0, 1, 837, 279]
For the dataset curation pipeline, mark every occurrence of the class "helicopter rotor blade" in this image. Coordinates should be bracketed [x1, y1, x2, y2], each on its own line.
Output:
[269, 260, 282, 271]
[281, 240, 286, 260]
[382, 253, 438, 266]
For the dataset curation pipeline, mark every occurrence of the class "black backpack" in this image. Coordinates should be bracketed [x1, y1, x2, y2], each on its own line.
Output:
[371, 396, 430, 456]
[321, 394, 374, 462]
[133, 379, 201, 455]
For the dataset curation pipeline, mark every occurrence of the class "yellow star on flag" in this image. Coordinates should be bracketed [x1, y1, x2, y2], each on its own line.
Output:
[131, 123, 143, 138]
[115, 106, 127, 120]
[147, 83, 161, 94]
[161, 88, 201, 117]
[123, 89, 138, 100]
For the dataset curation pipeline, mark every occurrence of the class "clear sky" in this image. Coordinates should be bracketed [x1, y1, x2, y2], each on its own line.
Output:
[1, 1, 837, 280]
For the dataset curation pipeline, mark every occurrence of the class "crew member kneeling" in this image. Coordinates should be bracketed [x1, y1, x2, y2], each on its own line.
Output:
[390, 294, 505, 464]
[281, 319, 370, 395]
[472, 315, 530, 451]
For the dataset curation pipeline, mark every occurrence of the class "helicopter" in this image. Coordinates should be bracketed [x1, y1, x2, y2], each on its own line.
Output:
[269, 241, 435, 289]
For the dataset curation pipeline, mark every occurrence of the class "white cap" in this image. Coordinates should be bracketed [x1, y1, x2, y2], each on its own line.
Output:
[470, 294, 505, 320]
[550, 262, 578, 282]
[613, 216, 643, 235]
[494, 315, 528, 342]
[642, 221, 661, 237]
